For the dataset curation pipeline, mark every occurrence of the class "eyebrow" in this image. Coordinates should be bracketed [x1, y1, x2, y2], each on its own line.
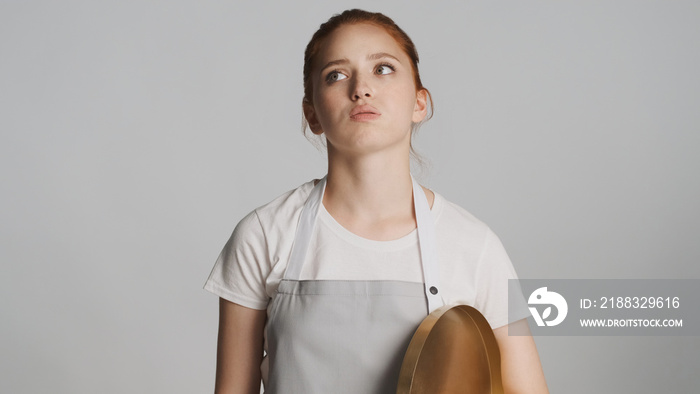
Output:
[319, 52, 402, 75]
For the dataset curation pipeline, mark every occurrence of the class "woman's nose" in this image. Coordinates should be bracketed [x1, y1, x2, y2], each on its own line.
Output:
[351, 76, 373, 100]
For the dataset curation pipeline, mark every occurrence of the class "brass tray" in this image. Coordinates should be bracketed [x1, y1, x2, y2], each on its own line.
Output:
[397, 305, 503, 394]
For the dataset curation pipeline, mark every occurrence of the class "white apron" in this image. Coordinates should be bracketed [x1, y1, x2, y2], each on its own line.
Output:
[265, 175, 444, 393]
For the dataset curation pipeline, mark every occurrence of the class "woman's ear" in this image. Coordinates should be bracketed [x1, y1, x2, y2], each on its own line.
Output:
[412, 89, 428, 123]
[303, 100, 323, 135]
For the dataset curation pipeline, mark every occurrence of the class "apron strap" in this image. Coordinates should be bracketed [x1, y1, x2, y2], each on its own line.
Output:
[284, 176, 327, 281]
[411, 175, 443, 314]
[283, 175, 444, 314]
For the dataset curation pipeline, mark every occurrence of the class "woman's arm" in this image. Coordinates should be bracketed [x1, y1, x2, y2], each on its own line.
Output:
[215, 298, 267, 394]
[493, 319, 549, 394]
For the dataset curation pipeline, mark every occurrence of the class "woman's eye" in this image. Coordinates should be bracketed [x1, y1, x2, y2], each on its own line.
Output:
[326, 71, 347, 82]
[376, 64, 395, 75]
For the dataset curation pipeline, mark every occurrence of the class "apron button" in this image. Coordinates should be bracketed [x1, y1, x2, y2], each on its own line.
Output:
[429, 286, 438, 295]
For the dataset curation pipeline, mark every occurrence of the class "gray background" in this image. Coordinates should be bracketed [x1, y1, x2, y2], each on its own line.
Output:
[2, 1, 698, 393]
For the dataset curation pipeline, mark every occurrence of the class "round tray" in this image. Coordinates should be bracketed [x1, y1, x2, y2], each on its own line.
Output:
[396, 305, 504, 394]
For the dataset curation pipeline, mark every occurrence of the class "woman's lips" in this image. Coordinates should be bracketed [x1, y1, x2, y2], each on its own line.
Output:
[350, 105, 381, 121]
[350, 113, 381, 121]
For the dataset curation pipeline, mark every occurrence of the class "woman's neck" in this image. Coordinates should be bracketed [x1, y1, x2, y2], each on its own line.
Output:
[322, 144, 420, 240]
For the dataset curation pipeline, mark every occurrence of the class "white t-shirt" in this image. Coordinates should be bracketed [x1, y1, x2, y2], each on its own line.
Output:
[205, 178, 528, 330]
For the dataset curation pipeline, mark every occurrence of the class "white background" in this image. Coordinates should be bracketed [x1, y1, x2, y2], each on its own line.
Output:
[2, 1, 699, 392]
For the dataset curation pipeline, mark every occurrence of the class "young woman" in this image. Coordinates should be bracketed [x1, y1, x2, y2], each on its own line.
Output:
[205, 9, 548, 394]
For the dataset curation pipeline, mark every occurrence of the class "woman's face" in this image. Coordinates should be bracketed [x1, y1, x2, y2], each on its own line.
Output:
[304, 23, 427, 156]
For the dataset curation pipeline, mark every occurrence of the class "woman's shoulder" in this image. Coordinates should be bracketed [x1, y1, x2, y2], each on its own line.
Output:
[255, 178, 316, 212]
[225, 178, 317, 253]
[432, 191, 488, 230]
[431, 190, 501, 253]
[244, 178, 318, 232]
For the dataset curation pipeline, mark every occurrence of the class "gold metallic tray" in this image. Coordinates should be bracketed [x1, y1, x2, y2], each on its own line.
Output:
[397, 305, 503, 394]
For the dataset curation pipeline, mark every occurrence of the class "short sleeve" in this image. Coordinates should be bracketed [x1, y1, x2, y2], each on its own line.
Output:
[203, 210, 271, 310]
[473, 228, 530, 329]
